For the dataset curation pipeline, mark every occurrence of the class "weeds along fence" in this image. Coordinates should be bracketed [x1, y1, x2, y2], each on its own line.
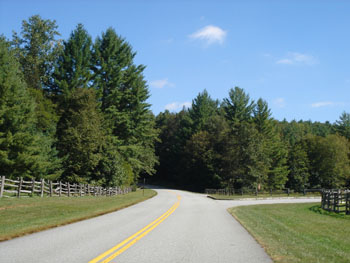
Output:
[321, 189, 350, 215]
[205, 188, 322, 197]
[0, 176, 132, 198]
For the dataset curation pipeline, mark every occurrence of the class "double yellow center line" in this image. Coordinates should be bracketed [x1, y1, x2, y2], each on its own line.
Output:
[89, 193, 181, 263]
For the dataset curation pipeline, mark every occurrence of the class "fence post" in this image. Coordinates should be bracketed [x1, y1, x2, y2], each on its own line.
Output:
[0, 176, 5, 198]
[31, 178, 35, 196]
[59, 181, 62, 197]
[346, 193, 350, 215]
[17, 177, 23, 198]
[67, 182, 70, 197]
[40, 179, 44, 197]
[50, 181, 53, 197]
[87, 184, 90, 196]
[79, 184, 82, 197]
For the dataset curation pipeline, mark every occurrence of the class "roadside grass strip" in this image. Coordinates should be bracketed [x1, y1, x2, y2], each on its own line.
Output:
[89, 193, 181, 263]
[229, 203, 350, 263]
[0, 189, 157, 241]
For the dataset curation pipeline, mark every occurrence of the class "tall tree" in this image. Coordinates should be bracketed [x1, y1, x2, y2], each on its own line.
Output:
[223, 87, 255, 126]
[335, 112, 350, 140]
[306, 134, 350, 188]
[51, 23, 93, 99]
[0, 37, 59, 179]
[93, 28, 158, 181]
[222, 88, 265, 189]
[287, 142, 310, 191]
[56, 88, 104, 183]
[12, 15, 60, 166]
[12, 15, 61, 91]
[189, 90, 218, 132]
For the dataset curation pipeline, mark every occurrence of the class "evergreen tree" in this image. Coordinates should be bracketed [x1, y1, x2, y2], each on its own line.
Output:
[335, 112, 350, 140]
[306, 134, 350, 188]
[223, 87, 255, 126]
[189, 90, 218, 132]
[253, 98, 272, 135]
[287, 142, 310, 191]
[12, 15, 61, 91]
[0, 37, 59, 179]
[222, 88, 265, 189]
[51, 23, 93, 99]
[56, 88, 104, 183]
[11, 15, 61, 175]
[93, 28, 158, 181]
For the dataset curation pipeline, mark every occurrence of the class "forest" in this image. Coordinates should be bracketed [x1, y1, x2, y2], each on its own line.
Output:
[1, 15, 350, 191]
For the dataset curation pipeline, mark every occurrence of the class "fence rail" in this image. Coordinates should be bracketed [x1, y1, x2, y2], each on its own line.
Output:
[205, 188, 322, 197]
[321, 189, 350, 215]
[0, 176, 131, 198]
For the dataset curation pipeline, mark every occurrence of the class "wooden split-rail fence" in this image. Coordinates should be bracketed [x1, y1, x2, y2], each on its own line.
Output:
[0, 176, 131, 198]
[321, 189, 350, 215]
[205, 188, 321, 196]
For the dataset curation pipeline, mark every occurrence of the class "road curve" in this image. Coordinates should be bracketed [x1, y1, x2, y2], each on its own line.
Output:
[0, 188, 320, 263]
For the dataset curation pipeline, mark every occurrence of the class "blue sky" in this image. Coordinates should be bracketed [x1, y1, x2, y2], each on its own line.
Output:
[1, 0, 349, 122]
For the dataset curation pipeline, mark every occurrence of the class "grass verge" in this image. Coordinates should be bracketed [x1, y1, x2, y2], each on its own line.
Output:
[0, 189, 156, 241]
[229, 203, 350, 263]
[209, 193, 320, 200]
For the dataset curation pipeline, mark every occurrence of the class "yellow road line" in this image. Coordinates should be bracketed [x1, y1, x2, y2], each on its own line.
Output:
[89, 193, 181, 263]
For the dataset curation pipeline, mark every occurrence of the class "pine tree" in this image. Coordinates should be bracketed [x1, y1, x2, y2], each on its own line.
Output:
[335, 112, 350, 140]
[56, 88, 104, 183]
[12, 15, 61, 91]
[0, 37, 58, 179]
[223, 87, 255, 126]
[189, 90, 218, 132]
[51, 23, 93, 99]
[93, 28, 158, 181]
[287, 142, 310, 191]
[11, 15, 61, 176]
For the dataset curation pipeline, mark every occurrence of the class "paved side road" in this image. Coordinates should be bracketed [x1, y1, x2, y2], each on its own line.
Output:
[0, 188, 320, 263]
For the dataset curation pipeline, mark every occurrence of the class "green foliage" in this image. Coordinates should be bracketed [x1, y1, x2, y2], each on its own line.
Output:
[335, 112, 350, 140]
[4, 16, 350, 192]
[189, 90, 218, 132]
[51, 23, 93, 99]
[287, 142, 310, 190]
[95, 137, 134, 187]
[93, 28, 158, 181]
[56, 88, 104, 183]
[12, 15, 62, 91]
[305, 134, 350, 188]
[0, 37, 59, 179]
[223, 86, 255, 126]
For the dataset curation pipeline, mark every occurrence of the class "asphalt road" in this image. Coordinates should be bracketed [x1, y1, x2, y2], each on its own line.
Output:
[0, 188, 320, 263]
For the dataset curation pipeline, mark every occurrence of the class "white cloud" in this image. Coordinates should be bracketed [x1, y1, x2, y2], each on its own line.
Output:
[189, 25, 227, 45]
[273, 98, 286, 108]
[165, 102, 191, 111]
[150, 79, 175, 89]
[311, 101, 335, 108]
[276, 52, 317, 65]
[262, 53, 272, 58]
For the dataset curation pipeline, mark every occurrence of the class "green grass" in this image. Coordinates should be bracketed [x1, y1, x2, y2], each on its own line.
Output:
[229, 203, 350, 263]
[0, 189, 156, 241]
[209, 193, 320, 200]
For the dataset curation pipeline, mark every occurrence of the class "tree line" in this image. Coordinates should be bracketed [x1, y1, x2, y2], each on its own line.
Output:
[152, 89, 350, 191]
[1, 15, 350, 191]
[0, 15, 157, 187]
